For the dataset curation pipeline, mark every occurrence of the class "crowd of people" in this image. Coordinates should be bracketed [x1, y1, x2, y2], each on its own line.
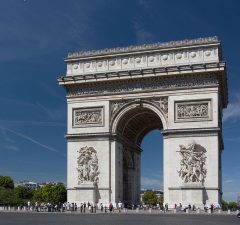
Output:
[2, 201, 226, 214]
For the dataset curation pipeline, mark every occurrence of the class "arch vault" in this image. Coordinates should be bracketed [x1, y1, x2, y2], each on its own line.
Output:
[58, 37, 228, 208]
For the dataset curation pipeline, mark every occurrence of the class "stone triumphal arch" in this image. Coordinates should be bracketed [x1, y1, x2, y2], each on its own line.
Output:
[58, 37, 228, 208]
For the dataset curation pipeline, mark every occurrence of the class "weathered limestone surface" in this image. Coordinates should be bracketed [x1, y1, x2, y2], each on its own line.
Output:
[58, 37, 228, 208]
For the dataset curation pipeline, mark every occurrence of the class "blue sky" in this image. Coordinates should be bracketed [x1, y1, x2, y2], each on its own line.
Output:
[0, 0, 239, 202]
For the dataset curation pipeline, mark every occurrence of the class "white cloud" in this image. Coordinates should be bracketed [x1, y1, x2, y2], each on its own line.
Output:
[132, 20, 155, 44]
[0, 1, 107, 61]
[141, 176, 163, 189]
[224, 179, 234, 183]
[1, 127, 58, 154]
[0, 144, 20, 152]
[0, 120, 65, 127]
[223, 94, 240, 122]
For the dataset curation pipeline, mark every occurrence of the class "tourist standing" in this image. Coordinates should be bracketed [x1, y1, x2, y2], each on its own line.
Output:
[109, 202, 113, 213]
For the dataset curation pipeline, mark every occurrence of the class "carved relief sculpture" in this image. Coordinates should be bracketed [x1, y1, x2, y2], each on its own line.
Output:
[177, 141, 207, 184]
[176, 101, 210, 121]
[110, 97, 168, 120]
[73, 107, 103, 127]
[76, 146, 99, 184]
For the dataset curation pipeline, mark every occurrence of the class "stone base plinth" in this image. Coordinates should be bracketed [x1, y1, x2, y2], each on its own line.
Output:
[169, 184, 205, 208]
[68, 183, 97, 204]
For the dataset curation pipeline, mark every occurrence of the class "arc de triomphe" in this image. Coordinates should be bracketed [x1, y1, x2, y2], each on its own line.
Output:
[58, 37, 228, 208]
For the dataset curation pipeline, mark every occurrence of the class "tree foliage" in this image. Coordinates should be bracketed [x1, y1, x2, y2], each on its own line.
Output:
[0, 176, 14, 189]
[228, 201, 238, 209]
[14, 186, 34, 200]
[0, 187, 26, 206]
[222, 200, 238, 210]
[158, 195, 164, 204]
[33, 183, 67, 204]
[0, 175, 67, 206]
[142, 191, 158, 205]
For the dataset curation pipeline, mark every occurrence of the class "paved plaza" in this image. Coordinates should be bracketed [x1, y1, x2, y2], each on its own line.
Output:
[0, 212, 239, 225]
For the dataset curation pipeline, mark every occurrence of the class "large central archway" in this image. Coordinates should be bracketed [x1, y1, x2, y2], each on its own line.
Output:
[111, 101, 166, 204]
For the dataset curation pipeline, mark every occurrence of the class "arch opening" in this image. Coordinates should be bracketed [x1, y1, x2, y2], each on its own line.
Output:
[116, 106, 163, 146]
[114, 106, 164, 204]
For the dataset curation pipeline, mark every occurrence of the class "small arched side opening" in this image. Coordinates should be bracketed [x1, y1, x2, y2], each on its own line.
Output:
[111, 101, 166, 204]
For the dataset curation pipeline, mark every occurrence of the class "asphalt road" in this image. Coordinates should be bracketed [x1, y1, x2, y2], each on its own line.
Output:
[0, 212, 239, 225]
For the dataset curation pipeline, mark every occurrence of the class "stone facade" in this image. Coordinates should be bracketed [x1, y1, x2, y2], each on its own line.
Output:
[58, 37, 228, 208]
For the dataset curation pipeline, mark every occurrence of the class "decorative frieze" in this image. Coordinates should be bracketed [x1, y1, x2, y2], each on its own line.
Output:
[175, 100, 211, 122]
[67, 75, 218, 97]
[110, 97, 168, 121]
[151, 97, 168, 117]
[67, 46, 219, 75]
[72, 107, 103, 127]
[76, 146, 99, 184]
[178, 141, 207, 184]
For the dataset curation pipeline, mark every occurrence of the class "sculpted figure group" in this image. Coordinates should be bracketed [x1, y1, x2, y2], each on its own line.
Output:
[76, 146, 99, 184]
[74, 110, 102, 125]
[178, 141, 207, 183]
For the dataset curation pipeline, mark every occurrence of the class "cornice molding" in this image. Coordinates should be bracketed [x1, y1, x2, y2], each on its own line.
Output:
[66, 36, 220, 60]
[162, 127, 221, 137]
[58, 62, 225, 84]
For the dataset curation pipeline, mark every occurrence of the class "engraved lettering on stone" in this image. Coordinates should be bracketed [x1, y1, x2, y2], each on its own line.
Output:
[73, 108, 102, 126]
[177, 102, 209, 119]
[76, 146, 99, 184]
[177, 141, 207, 183]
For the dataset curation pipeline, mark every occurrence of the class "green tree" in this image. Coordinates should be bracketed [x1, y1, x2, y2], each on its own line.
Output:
[0, 187, 25, 206]
[228, 202, 238, 210]
[14, 186, 35, 200]
[33, 183, 67, 204]
[0, 176, 14, 189]
[221, 200, 228, 210]
[158, 195, 164, 204]
[51, 183, 67, 204]
[142, 191, 158, 206]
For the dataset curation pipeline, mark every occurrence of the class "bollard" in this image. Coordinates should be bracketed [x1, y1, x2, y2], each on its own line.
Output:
[227, 209, 230, 214]
[18, 206, 21, 211]
[149, 208, 152, 213]
[218, 209, 221, 214]
[208, 209, 211, 214]
[236, 210, 239, 214]
[136, 208, 139, 213]
[23, 206, 27, 211]
[186, 209, 189, 213]
[197, 208, 200, 213]
[174, 209, 176, 213]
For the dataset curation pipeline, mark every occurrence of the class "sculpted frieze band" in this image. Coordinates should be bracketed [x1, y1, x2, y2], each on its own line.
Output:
[67, 75, 218, 97]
